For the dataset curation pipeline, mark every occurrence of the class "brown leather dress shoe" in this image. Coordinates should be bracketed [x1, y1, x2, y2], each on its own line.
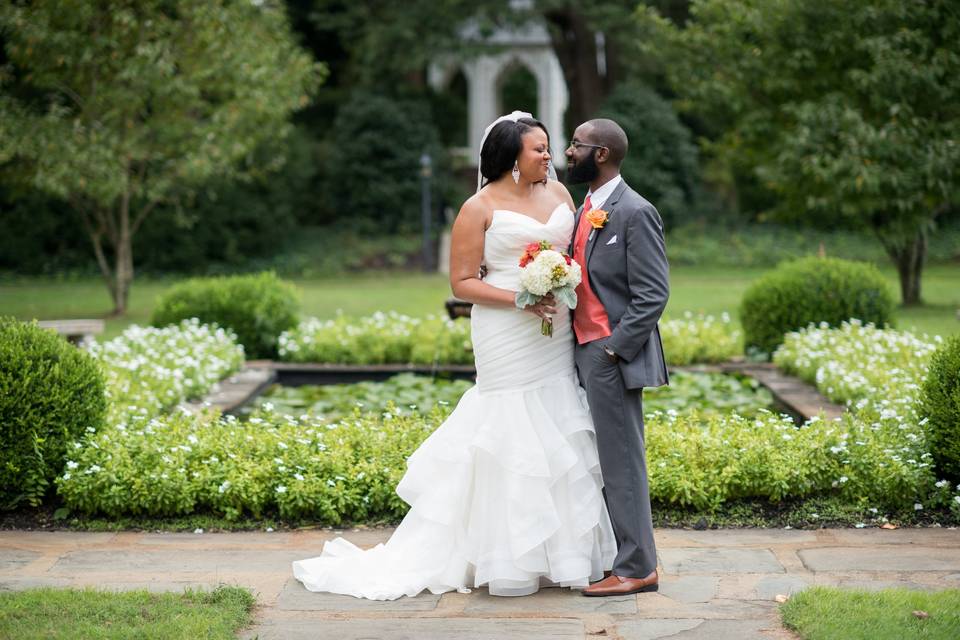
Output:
[582, 570, 658, 597]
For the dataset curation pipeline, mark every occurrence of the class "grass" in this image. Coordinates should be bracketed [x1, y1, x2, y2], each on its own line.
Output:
[781, 586, 960, 639]
[0, 585, 255, 640]
[1, 264, 957, 341]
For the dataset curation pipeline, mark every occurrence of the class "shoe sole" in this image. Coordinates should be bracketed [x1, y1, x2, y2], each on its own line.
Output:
[582, 583, 658, 597]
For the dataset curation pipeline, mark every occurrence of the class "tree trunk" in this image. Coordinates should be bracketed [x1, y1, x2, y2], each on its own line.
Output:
[111, 190, 135, 317]
[882, 228, 926, 306]
[542, 8, 614, 128]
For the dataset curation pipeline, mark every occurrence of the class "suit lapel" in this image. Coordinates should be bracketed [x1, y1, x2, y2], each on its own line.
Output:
[585, 180, 628, 270]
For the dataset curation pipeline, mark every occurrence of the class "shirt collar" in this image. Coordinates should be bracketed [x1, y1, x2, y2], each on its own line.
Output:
[586, 174, 622, 210]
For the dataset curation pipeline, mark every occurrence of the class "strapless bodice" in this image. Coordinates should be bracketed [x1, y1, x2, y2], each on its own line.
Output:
[481, 203, 575, 291]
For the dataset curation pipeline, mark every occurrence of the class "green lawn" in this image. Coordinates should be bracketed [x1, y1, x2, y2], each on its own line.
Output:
[781, 586, 960, 639]
[0, 585, 254, 640]
[1, 264, 957, 340]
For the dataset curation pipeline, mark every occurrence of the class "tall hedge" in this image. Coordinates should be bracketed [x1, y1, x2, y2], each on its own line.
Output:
[0, 318, 107, 508]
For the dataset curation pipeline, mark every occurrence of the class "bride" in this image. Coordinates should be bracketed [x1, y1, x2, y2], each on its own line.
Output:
[292, 112, 616, 599]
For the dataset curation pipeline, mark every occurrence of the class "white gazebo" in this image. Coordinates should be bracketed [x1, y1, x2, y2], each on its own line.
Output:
[428, 17, 569, 168]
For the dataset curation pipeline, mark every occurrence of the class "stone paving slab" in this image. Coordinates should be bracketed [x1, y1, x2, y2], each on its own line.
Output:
[825, 528, 960, 546]
[463, 586, 636, 614]
[240, 617, 586, 640]
[0, 532, 117, 547]
[138, 532, 294, 546]
[660, 548, 785, 574]
[799, 546, 960, 572]
[753, 575, 811, 600]
[668, 530, 819, 546]
[619, 618, 782, 640]
[615, 619, 703, 640]
[48, 549, 304, 575]
[633, 595, 778, 620]
[277, 577, 441, 612]
[0, 549, 39, 571]
[657, 576, 718, 603]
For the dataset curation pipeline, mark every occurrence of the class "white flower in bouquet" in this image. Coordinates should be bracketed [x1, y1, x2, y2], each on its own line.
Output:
[515, 241, 582, 336]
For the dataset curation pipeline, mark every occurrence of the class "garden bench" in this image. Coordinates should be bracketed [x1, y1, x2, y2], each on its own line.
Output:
[37, 319, 104, 345]
[445, 297, 473, 320]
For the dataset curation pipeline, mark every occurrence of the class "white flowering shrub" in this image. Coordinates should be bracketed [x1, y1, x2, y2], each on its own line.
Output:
[54, 318, 960, 522]
[660, 312, 742, 365]
[277, 312, 472, 365]
[648, 400, 948, 511]
[57, 406, 440, 522]
[88, 319, 245, 425]
[774, 321, 960, 513]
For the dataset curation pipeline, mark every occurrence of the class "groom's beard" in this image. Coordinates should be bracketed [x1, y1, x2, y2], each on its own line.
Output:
[565, 151, 599, 185]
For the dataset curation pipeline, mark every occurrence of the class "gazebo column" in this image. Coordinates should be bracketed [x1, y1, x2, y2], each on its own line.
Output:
[463, 58, 501, 164]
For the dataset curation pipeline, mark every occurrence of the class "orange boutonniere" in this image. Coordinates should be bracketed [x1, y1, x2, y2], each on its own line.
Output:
[585, 208, 609, 229]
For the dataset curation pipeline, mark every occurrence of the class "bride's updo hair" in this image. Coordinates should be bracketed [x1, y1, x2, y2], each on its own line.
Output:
[479, 117, 550, 189]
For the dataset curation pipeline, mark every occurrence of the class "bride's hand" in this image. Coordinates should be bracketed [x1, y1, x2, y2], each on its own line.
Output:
[525, 294, 557, 320]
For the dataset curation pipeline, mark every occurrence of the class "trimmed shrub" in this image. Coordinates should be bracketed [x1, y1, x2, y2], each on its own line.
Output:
[0, 318, 107, 508]
[740, 257, 895, 355]
[919, 335, 960, 481]
[151, 272, 300, 359]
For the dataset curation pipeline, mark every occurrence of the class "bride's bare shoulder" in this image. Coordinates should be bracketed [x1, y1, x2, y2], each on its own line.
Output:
[546, 179, 575, 210]
[455, 192, 492, 229]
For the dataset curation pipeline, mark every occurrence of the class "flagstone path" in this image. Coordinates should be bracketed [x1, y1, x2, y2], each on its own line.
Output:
[2, 526, 959, 639]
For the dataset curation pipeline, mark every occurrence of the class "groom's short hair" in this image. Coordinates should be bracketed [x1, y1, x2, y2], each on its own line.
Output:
[585, 119, 628, 166]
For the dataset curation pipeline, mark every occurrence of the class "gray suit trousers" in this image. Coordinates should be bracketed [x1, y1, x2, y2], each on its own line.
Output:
[575, 340, 657, 578]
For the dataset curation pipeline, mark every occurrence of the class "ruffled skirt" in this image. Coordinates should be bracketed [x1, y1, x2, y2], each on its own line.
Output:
[292, 306, 616, 599]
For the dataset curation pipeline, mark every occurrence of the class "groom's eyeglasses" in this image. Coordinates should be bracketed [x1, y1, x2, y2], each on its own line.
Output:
[568, 140, 607, 151]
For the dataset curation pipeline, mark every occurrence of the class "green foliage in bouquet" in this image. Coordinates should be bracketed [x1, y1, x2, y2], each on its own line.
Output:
[740, 257, 895, 356]
[151, 272, 300, 359]
[0, 318, 106, 508]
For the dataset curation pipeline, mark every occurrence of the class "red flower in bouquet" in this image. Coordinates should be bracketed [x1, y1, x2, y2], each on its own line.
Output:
[518, 240, 551, 268]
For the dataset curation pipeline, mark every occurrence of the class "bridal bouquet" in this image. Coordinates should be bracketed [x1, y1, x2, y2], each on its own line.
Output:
[515, 240, 582, 337]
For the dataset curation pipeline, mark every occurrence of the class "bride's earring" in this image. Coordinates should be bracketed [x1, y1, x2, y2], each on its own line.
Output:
[512, 160, 520, 184]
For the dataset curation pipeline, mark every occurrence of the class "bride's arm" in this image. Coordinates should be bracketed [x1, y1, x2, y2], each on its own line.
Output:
[449, 199, 554, 318]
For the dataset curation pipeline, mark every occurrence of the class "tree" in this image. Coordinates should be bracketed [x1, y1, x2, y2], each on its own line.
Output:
[638, 0, 960, 304]
[301, 0, 682, 127]
[0, 1, 324, 314]
[597, 81, 701, 227]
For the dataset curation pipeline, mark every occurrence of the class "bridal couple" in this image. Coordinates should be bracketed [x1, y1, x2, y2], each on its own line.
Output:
[293, 112, 670, 600]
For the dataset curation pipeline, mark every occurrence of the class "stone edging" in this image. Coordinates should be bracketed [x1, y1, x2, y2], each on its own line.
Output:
[674, 362, 846, 422]
[179, 366, 276, 416]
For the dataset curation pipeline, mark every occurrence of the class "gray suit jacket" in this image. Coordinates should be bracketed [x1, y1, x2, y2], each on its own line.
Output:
[571, 179, 670, 390]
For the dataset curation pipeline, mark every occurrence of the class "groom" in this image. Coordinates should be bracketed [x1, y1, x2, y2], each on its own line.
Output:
[565, 119, 669, 596]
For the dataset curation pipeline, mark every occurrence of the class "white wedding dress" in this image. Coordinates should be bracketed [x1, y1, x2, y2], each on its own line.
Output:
[292, 203, 616, 599]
